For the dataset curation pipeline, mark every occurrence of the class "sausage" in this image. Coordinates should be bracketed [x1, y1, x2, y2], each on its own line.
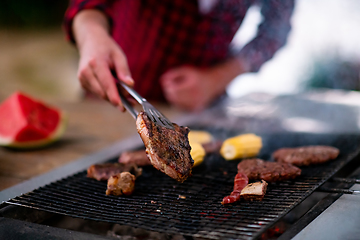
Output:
[221, 172, 249, 205]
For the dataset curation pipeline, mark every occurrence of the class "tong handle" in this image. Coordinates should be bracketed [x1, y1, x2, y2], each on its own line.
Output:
[318, 187, 360, 195]
[111, 69, 145, 106]
[116, 82, 138, 119]
[118, 81, 146, 104]
[114, 75, 174, 130]
[331, 177, 360, 184]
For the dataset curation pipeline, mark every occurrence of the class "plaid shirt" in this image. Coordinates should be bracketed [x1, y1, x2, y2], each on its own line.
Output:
[64, 0, 294, 101]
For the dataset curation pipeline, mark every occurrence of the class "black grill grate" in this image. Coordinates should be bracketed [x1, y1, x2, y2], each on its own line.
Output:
[6, 132, 360, 239]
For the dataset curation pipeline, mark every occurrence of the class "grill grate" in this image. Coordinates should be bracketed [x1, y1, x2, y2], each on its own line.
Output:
[6, 131, 360, 239]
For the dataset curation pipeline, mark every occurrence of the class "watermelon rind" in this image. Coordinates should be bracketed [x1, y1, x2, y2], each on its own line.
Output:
[0, 109, 67, 149]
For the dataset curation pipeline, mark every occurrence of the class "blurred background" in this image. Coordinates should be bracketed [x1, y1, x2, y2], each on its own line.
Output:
[228, 0, 360, 98]
[0, 0, 360, 103]
[0, 0, 80, 102]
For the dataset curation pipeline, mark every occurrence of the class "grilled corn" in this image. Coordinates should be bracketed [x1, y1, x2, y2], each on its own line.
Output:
[188, 130, 213, 145]
[220, 133, 262, 160]
[190, 142, 206, 167]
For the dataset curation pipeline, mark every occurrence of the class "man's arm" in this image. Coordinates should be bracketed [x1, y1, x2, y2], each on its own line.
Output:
[160, 58, 249, 111]
[64, 0, 114, 44]
[237, 0, 295, 72]
[160, 0, 295, 112]
[72, 9, 110, 51]
[64, 1, 133, 109]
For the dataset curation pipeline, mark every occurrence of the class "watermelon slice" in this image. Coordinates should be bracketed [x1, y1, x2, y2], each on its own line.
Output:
[0, 91, 67, 149]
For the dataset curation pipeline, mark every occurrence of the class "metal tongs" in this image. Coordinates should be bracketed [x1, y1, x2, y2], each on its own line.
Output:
[115, 79, 175, 130]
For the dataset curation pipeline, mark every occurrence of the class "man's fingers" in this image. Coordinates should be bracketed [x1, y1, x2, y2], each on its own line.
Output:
[78, 66, 107, 100]
[113, 51, 134, 87]
[161, 67, 193, 90]
[118, 73, 134, 87]
[161, 66, 188, 80]
[161, 72, 183, 87]
[91, 60, 123, 107]
[118, 88, 136, 107]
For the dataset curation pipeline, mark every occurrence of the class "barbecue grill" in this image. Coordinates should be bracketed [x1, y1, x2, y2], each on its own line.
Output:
[2, 91, 360, 239]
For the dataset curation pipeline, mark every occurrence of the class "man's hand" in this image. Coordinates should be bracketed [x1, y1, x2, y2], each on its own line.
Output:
[73, 10, 133, 110]
[160, 58, 249, 112]
[160, 66, 220, 111]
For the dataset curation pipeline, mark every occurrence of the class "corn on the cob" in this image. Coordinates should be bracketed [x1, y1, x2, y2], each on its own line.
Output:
[190, 142, 206, 167]
[220, 133, 262, 160]
[188, 130, 213, 145]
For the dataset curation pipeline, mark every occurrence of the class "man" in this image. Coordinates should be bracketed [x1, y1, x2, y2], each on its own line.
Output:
[64, 0, 294, 111]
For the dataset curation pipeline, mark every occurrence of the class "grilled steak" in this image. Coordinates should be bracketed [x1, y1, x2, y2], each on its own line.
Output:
[106, 172, 136, 196]
[272, 145, 340, 166]
[221, 172, 249, 205]
[136, 111, 193, 182]
[87, 163, 142, 181]
[118, 150, 151, 166]
[240, 180, 268, 201]
[237, 158, 301, 182]
[118, 142, 222, 167]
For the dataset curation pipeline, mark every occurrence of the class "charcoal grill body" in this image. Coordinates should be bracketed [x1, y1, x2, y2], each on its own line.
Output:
[2, 91, 360, 239]
[3, 131, 360, 240]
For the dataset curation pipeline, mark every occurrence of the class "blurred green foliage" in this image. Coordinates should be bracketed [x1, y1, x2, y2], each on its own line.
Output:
[302, 56, 360, 91]
[0, 1, 69, 28]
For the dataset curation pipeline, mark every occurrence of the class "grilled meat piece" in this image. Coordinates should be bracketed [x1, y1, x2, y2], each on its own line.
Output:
[106, 172, 136, 196]
[118, 141, 222, 168]
[237, 159, 301, 182]
[118, 150, 151, 166]
[273, 145, 340, 166]
[202, 140, 223, 154]
[87, 163, 142, 181]
[240, 180, 268, 201]
[136, 111, 193, 182]
[221, 172, 249, 205]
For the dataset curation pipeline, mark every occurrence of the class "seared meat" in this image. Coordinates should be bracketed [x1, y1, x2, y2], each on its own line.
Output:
[237, 159, 301, 182]
[106, 172, 136, 196]
[118, 150, 151, 166]
[202, 140, 223, 154]
[118, 141, 222, 168]
[136, 111, 193, 182]
[240, 180, 268, 201]
[221, 172, 249, 205]
[273, 145, 340, 166]
[87, 163, 142, 181]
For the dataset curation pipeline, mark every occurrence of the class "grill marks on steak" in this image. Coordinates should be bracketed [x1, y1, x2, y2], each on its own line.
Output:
[136, 112, 194, 182]
[117, 142, 223, 167]
[273, 145, 340, 166]
[237, 159, 301, 182]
